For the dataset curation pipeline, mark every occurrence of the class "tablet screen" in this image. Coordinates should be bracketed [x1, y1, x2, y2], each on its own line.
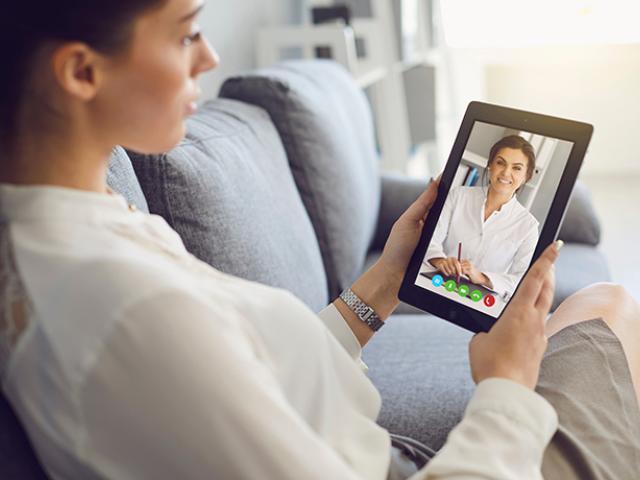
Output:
[414, 120, 574, 318]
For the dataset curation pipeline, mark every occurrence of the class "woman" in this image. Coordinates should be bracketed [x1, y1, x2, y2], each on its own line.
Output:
[1, 1, 639, 479]
[425, 136, 539, 300]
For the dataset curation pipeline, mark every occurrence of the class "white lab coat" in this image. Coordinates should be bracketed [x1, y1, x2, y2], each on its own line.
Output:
[425, 186, 539, 300]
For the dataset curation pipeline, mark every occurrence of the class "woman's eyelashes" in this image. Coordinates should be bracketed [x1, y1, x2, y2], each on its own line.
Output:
[181, 29, 202, 47]
[496, 160, 522, 172]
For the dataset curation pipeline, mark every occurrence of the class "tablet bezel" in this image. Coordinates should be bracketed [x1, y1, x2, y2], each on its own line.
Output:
[398, 101, 593, 333]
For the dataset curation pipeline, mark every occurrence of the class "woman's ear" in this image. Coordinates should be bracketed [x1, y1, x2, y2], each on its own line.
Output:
[51, 42, 104, 102]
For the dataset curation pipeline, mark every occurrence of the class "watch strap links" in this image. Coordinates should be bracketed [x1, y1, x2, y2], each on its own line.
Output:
[339, 288, 384, 332]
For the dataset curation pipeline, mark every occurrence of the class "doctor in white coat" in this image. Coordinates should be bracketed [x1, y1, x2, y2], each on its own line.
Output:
[425, 135, 539, 300]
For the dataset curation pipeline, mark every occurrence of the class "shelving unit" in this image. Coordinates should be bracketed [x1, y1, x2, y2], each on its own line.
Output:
[461, 149, 487, 169]
[256, 0, 450, 174]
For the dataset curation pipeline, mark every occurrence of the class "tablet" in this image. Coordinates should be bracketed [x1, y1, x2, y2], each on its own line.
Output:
[399, 101, 593, 333]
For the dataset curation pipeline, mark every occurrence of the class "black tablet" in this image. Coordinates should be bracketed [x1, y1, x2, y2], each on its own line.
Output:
[399, 101, 593, 333]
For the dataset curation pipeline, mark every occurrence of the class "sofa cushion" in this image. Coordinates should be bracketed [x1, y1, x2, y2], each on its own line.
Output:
[106, 146, 149, 213]
[362, 314, 475, 450]
[220, 60, 381, 300]
[558, 180, 601, 246]
[553, 243, 611, 310]
[129, 98, 328, 312]
[371, 173, 432, 252]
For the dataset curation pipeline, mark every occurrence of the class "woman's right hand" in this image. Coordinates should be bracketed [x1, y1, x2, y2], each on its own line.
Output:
[430, 257, 463, 278]
[468, 241, 561, 390]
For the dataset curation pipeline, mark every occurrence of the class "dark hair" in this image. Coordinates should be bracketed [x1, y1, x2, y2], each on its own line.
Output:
[0, 1, 167, 155]
[487, 135, 536, 184]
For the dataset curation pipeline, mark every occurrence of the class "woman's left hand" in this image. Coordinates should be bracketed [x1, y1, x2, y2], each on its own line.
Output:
[343, 177, 439, 341]
[460, 259, 486, 285]
[377, 177, 440, 292]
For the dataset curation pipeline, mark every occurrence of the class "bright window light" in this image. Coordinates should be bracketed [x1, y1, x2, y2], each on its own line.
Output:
[440, 0, 640, 48]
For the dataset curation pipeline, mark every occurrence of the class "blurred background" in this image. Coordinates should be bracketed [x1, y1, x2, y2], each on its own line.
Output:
[198, 0, 640, 299]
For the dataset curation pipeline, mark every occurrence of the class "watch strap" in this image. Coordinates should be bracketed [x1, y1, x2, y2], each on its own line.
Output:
[339, 288, 384, 332]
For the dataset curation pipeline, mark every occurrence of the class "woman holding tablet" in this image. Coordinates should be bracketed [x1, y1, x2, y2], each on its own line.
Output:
[1, 1, 639, 479]
[426, 135, 539, 299]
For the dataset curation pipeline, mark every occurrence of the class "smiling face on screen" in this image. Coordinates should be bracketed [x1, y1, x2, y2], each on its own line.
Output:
[488, 147, 530, 197]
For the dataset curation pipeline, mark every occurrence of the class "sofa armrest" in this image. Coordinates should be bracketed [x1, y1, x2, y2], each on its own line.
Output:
[369, 173, 432, 252]
[558, 180, 601, 246]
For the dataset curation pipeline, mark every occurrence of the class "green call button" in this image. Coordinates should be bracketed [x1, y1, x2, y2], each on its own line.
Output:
[444, 280, 457, 292]
[470, 290, 483, 302]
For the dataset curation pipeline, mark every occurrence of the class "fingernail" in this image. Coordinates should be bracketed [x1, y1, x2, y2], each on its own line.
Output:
[555, 239, 564, 251]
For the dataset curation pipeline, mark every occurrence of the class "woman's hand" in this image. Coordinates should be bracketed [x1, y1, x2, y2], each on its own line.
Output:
[468, 241, 561, 390]
[431, 258, 488, 286]
[376, 177, 440, 292]
[430, 257, 462, 279]
[460, 259, 490, 286]
[339, 177, 440, 346]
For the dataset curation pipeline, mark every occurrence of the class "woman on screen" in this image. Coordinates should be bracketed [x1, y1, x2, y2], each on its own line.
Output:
[425, 135, 539, 300]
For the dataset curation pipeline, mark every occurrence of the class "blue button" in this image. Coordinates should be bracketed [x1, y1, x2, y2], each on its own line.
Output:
[432, 274, 444, 287]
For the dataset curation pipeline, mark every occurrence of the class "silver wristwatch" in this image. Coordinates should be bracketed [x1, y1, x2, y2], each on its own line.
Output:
[339, 288, 384, 332]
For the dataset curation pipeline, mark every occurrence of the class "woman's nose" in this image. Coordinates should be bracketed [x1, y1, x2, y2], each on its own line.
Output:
[193, 37, 219, 76]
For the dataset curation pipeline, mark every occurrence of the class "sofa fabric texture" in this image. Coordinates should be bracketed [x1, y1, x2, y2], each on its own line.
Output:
[363, 314, 475, 450]
[129, 99, 328, 312]
[553, 243, 610, 310]
[220, 60, 381, 300]
[106, 146, 149, 214]
[370, 173, 433, 252]
[558, 181, 601, 246]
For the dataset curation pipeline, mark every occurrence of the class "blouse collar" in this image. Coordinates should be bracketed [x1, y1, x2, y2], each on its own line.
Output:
[482, 188, 521, 216]
[0, 183, 135, 224]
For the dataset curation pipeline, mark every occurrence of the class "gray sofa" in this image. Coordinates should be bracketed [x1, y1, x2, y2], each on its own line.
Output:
[0, 60, 610, 478]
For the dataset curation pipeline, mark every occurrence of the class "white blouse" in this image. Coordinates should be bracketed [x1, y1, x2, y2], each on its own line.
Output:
[424, 186, 539, 300]
[0, 184, 557, 480]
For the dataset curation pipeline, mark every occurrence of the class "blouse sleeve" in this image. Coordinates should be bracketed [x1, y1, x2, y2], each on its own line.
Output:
[79, 288, 363, 480]
[483, 222, 539, 299]
[79, 289, 557, 480]
[412, 378, 558, 479]
[424, 187, 458, 264]
[317, 303, 364, 364]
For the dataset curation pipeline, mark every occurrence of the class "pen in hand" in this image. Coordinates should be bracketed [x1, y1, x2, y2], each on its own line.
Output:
[457, 241, 462, 284]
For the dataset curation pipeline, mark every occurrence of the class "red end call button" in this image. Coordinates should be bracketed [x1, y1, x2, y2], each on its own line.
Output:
[483, 294, 496, 307]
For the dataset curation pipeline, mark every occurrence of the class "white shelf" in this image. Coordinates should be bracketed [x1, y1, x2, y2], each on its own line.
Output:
[461, 149, 488, 169]
[393, 49, 443, 73]
[257, 0, 450, 174]
[354, 65, 388, 88]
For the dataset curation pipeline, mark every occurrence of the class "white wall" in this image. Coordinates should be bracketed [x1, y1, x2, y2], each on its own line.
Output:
[195, 3, 640, 177]
[197, 0, 301, 99]
[478, 44, 640, 176]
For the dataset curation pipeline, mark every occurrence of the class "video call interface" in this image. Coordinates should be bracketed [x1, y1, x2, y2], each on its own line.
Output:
[415, 121, 574, 318]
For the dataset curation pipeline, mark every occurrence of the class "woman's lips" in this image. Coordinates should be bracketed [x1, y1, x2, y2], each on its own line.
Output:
[185, 101, 198, 115]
